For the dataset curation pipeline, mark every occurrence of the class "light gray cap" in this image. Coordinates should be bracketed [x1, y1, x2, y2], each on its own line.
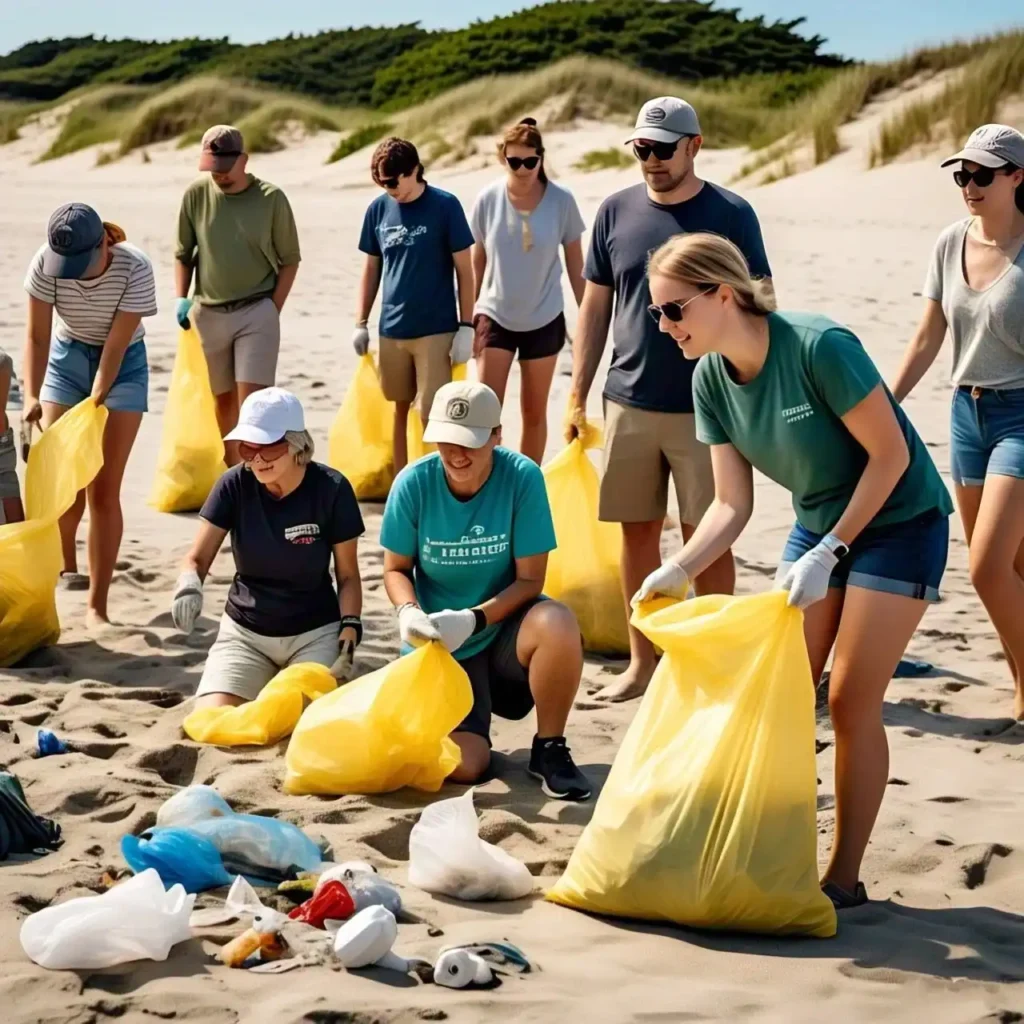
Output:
[625, 97, 701, 145]
[940, 123, 1024, 169]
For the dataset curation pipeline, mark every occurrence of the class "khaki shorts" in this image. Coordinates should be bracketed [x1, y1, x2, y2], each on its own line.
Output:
[193, 297, 280, 396]
[378, 333, 454, 423]
[599, 399, 715, 526]
[195, 614, 340, 702]
[0, 427, 18, 503]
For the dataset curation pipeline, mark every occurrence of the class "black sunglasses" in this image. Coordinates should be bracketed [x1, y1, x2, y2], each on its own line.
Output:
[506, 155, 540, 171]
[379, 175, 401, 189]
[633, 138, 692, 162]
[648, 285, 719, 323]
[953, 164, 1014, 189]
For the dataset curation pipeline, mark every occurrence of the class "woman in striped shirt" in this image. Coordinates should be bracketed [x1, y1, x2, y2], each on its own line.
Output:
[22, 202, 157, 630]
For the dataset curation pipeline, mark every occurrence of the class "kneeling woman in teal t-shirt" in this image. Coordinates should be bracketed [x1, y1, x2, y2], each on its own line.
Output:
[637, 232, 953, 911]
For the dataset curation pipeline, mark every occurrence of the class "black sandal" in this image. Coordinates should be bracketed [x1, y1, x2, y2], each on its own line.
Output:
[822, 881, 868, 909]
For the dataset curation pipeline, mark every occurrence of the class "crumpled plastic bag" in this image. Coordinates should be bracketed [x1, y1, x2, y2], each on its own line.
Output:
[546, 591, 837, 938]
[182, 663, 336, 746]
[149, 327, 226, 513]
[542, 422, 628, 654]
[156, 785, 325, 881]
[121, 827, 234, 893]
[408, 788, 534, 901]
[0, 772, 62, 858]
[283, 641, 473, 795]
[0, 398, 107, 667]
[20, 868, 194, 969]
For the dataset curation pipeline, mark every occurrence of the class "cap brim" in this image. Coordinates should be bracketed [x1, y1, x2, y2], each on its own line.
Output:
[223, 424, 286, 444]
[939, 147, 1007, 169]
[199, 152, 241, 173]
[41, 243, 103, 280]
[422, 422, 493, 448]
[625, 127, 686, 145]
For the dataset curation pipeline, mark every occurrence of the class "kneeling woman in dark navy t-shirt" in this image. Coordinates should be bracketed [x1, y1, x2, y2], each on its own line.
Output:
[170, 388, 365, 709]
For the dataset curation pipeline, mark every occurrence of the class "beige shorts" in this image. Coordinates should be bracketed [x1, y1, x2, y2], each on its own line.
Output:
[195, 614, 340, 702]
[0, 427, 18, 503]
[599, 399, 715, 526]
[193, 296, 280, 396]
[378, 332, 454, 423]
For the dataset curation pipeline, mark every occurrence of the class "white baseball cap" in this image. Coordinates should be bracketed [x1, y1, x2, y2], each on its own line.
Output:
[941, 123, 1024, 169]
[224, 387, 305, 444]
[423, 381, 502, 449]
[626, 97, 702, 145]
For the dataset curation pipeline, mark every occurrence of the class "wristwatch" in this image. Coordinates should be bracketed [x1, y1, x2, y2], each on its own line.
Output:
[820, 534, 850, 560]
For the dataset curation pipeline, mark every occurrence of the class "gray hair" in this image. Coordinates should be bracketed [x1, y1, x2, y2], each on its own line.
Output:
[286, 429, 315, 467]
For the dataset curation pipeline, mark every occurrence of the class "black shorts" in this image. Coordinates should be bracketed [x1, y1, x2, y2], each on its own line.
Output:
[473, 312, 565, 362]
[455, 600, 539, 743]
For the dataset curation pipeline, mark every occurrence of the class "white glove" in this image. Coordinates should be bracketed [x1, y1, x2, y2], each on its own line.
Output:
[427, 608, 477, 653]
[398, 603, 441, 647]
[329, 639, 355, 681]
[352, 325, 370, 356]
[451, 323, 474, 365]
[632, 562, 689, 606]
[779, 538, 841, 610]
[171, 570, 203, 634]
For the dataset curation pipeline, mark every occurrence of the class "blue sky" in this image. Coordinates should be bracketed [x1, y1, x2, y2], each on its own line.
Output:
[1, 0, 1021, 62]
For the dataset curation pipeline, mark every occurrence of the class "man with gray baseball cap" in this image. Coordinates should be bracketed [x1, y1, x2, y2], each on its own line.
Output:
[379, 380, 591, 801]
[567, 95, 773, 703]
[175, 124, 302, 464]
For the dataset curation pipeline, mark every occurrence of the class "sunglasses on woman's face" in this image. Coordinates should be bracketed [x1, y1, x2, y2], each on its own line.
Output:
[633, 139, 681, 163]
[507, 155, 540, 171]
[953, 165, 1013, 189]
[648, 285, 719, 323]
[238, 438, 290, 464]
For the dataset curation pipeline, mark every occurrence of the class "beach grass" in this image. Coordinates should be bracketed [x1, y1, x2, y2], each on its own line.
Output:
[573, 147, 633, 172]
[37, 86, 151, 161]
[327, 121, 394, 165]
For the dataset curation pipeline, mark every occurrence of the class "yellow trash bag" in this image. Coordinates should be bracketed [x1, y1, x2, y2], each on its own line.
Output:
[0, 399, 108, 667]
[284, 642, 473, 795]
[182, 662, 337, 746]
[542, 422, 627, 654]
[547, 591, 837, 938]
[149, 327, 226, 513]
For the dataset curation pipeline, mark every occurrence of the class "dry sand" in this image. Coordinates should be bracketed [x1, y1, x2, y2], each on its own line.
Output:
[0, 97, 1022, 1024]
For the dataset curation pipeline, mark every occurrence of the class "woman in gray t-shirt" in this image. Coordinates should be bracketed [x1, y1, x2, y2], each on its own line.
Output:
[893, 123, 1024, 719]
[470, 118, 586, 463]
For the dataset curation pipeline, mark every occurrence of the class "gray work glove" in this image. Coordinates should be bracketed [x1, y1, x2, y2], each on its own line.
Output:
[171, 570, 203, 634]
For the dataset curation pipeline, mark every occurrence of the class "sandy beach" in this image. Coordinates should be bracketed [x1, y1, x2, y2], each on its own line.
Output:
[1, 87, 1023, 1024]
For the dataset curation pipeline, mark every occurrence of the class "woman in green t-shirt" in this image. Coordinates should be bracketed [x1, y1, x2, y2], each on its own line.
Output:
[635, 232, 952, 911]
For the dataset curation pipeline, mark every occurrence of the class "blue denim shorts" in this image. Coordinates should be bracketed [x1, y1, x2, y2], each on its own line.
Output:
[950, 385, 1024, 487]
[40, 338, 149, 413]
[778, 509, 949, 603]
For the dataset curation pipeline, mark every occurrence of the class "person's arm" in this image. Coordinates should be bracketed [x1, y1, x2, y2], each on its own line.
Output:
[567, 280, 614, 431]
[269, 191, 301, 315]
[182, 520, 228, 581]
[92, 311, 143, 404]
[271, 263, 298, 313]
[23, 296, 53, 422]
[174, 260, 194, 301]
[174, 192, 197, 299]
[334, 539, 362, 646]
[478, 552, 546, 625]
[383, 549, 418, 608]
[891, 300, 947, 403]
[472, 242, 487, 303]
[355, 255, 382, 326]
[453, 247, 475, 323]
[563, 238, 585, 308]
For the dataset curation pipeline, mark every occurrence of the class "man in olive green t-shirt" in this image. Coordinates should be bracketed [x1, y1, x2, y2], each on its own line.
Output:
[174, 125, 301, 462]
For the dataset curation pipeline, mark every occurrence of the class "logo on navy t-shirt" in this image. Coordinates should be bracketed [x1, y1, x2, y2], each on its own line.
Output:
[284, 523, 321, 545]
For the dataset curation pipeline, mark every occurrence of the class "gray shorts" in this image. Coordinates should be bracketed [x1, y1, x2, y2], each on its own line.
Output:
[193, 296, 280, 396]
[0, 427, 19, 501]
[195, 614, 340, 702]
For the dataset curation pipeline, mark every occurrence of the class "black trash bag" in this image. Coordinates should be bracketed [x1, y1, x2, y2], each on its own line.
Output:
[0, 772, 62, 859]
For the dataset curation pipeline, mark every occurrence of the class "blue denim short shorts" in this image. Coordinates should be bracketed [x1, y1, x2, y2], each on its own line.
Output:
[40, 338, 148, 413]
[950, 385, 1024, 487]
[778, 509, 950, 603]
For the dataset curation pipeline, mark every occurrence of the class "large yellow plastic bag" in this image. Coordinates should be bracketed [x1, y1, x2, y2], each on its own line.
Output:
[284, 642, 473, 795]
[547, 591, 837, 938]
[0, 399, 107, 667]
[182, 663, 337, 746]
[542, 423, 628, 654]
[149, 327, 226, 513]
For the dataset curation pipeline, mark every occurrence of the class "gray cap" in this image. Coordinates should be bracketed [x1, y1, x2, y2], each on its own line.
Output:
[199, 124, 245, 172]
[423, 381, 502, 449]
[941, 123, 1024, 169]
[42, 203, 105, 279]
[626, 97, 701, 145]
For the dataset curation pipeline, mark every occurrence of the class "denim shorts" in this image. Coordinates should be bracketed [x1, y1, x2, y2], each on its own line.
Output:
[950, 385, 1024, 486]
[777, 509, 950, 603]
[40, 338, 148, 413]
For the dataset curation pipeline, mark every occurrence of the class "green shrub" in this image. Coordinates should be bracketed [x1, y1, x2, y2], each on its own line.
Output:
[327, 121, 393, 165]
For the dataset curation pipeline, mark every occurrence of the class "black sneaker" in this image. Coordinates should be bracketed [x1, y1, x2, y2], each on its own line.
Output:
[528, 736, 591, 801]
[821, 880, 868, 909]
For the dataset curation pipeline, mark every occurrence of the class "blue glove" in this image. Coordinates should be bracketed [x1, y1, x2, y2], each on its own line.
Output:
[176, 297, 194, 330]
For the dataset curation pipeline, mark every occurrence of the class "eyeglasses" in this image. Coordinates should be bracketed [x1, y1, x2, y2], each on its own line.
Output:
[506, 155, 540, 171]
[953, 165, 1014, 188]
[633, 139, 686, 162]
[647, 285, 719, 323]
[238, 438, 290, 464]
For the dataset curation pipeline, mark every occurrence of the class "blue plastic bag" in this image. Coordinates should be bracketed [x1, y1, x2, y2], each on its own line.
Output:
[121, 828, 234, 893]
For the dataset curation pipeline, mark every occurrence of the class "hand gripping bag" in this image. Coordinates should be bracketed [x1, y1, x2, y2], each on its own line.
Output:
[0, 399, 107, 666]
[542, 422, 628, 654]
[149, 327, 226, 513]
[284, 642, 473, 795]
[547, 591, 837, 938]
[182, 662, 337, 746]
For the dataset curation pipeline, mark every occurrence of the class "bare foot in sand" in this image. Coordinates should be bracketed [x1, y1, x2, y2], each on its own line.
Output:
[595, 658, 658, 702]
[85, 608, 114, 634]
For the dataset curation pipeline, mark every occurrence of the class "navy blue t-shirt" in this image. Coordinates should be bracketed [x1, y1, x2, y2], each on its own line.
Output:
[200, 462, 364, 637]
[358, 184, 474, 339]
[585, 181, 771, 414]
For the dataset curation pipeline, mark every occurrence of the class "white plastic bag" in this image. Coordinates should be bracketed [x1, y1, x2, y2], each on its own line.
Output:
[20, 868, 194, 970]
[408, 789, 534, 901]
